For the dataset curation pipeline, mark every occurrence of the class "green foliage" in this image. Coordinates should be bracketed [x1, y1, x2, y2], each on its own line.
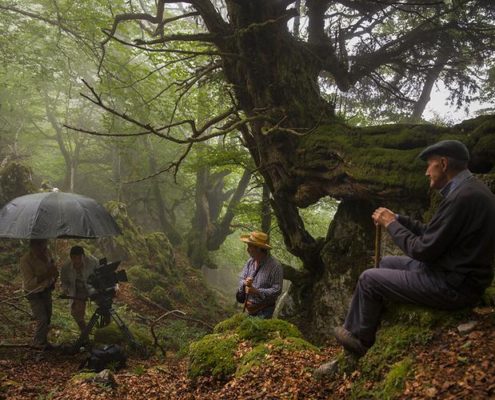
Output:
[158, 320, 208, 356]
[149, 286, 172, 309]
[188, 334, 238, 379]
[127, 265, 160, 292]
[132, 365, 146, 376]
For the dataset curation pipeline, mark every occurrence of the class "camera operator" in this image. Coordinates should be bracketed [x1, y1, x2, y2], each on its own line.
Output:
[60, 246, 98, 332]
[20, 239, 58, 350]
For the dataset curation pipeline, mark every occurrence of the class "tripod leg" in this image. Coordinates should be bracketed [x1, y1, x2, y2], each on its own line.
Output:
[74, 311, 99, 350]
[109, 309, 138, 348]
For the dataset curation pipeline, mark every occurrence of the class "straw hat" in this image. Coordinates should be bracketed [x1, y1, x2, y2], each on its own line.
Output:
[240, 231, 272, 249]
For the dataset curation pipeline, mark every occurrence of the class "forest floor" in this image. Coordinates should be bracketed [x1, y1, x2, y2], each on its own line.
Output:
[1, 280, 494, 399]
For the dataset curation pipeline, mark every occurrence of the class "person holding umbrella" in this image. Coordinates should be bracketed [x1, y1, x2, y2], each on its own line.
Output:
[236, 231, 283, 318]
[60, 246, 98, 333]
[19, 239, 59, 350]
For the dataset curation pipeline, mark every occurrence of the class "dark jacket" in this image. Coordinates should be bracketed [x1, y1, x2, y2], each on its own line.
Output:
[387, 174, 495, 290]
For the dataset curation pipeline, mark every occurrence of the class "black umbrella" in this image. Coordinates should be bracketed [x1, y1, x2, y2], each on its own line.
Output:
[0, 191, 121, 239]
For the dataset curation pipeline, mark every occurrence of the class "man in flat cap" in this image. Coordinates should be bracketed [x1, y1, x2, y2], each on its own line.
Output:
[332, 139, 495, 358]
[236, 231, 283, 318]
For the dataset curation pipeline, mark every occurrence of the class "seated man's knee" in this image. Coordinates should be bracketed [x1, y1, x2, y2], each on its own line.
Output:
[358, 269, 379, 287]
[378, 256, 399, 269]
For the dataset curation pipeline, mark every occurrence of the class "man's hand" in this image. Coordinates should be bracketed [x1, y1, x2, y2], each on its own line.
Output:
[372, 207, 396, 228]
[244, 277, 258, 295]
[245, 286, 259, 295]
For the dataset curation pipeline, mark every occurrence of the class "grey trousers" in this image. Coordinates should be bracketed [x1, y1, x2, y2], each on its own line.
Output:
[343, 256, 481, 347]
[27, 289, 53, 346]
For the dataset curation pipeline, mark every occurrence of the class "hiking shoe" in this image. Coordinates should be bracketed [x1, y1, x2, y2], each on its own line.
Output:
[314, 359, 339, 380]
[334, 326, 369, 357]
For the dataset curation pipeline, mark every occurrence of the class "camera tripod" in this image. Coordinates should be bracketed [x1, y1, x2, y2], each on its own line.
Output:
[73, 298, 139, 351]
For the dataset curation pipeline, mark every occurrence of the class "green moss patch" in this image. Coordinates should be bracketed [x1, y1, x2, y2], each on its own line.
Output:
[213, 313, 248, 334]
[482, 284, 495, 306]
[238, 317, 302, 342]
[188, 333, 238, 379]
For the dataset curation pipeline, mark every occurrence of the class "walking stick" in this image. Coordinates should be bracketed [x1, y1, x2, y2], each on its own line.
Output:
[374, 224, 382, 268]
[242, 280, 251, 313]
[243, 291, 248, 313]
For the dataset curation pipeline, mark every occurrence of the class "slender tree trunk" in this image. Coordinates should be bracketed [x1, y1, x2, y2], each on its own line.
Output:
[208, 168, 251, 249]
[143, 136, 182, 245]
[410, 49, 450, 121]
[112, 149, 123, 202]
[261, 183, 272, 233]
[293, 0, 301, 37]
[188, 165, 211, 268]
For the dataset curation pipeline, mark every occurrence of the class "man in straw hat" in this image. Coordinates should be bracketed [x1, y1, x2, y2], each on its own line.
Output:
[236, 231, 283, 318]
[330, 140, 495, 360]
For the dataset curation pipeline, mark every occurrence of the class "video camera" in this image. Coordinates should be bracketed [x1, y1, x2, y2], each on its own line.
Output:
[87, 258, 127, 309]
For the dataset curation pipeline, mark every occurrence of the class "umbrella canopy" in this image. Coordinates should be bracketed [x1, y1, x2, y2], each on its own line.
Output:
[0, 192, 121, 239]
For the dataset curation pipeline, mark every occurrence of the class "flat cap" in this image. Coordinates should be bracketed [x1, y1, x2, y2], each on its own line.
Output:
[418, 139, 470, 161]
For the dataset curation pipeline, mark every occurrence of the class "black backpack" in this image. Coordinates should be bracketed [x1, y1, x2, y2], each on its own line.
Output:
[80, 344, 127, 372]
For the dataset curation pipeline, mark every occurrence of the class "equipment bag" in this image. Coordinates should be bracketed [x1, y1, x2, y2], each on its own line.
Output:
[80, 344, 127, 372]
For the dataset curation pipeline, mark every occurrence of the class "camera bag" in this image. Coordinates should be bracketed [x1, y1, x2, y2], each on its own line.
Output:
[80, 344, 127, 372]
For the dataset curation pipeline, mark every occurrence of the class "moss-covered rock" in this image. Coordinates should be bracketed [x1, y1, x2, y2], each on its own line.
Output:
[0, 162, 35, 207]
[127, 265, 161, 292]
[349, 303, 470, 398]
[145, 232, 175, 274]
[93, 319, 152, 350]
[101, 202, 175, 274]
[482, 284, 495, 306]
[93, 323, 126, 346]
[213, 313, 248, 334]
[238, 317, 302, 342]
[188, 333, 238, 379]
[189, 315, 316, 379]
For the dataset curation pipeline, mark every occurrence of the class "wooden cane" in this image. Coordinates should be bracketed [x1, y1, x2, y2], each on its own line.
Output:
[243, 292, 248, 313]
[374, 224, 382, 268]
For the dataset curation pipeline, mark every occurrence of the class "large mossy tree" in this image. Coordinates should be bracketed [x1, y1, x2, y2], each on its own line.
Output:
[92, 0, 495, 339]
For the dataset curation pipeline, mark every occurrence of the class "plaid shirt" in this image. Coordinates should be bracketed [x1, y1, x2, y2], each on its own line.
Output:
[237, 255, 283, 305]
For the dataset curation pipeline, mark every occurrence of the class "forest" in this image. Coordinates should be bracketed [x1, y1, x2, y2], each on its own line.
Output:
[1, 0, 495, 399]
